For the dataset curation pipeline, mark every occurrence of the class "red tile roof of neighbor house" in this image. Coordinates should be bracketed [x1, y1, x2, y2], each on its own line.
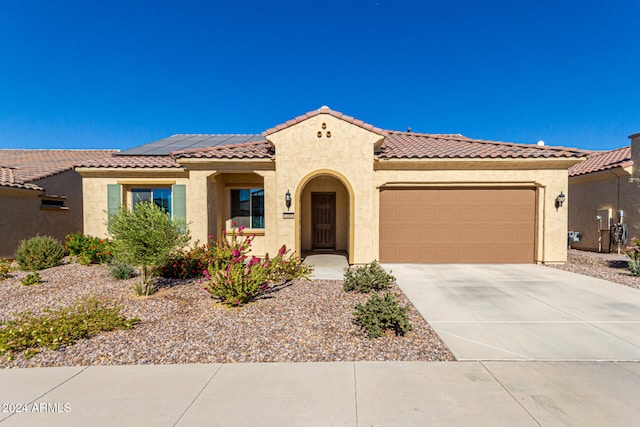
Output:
[172, 140, 274, 159]
[568, 146, 632, 177]
[0, 166, 43, 191]
[0, 150, 117, 186]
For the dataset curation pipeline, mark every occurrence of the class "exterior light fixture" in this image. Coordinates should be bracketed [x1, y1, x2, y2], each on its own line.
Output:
[555, 191, 565, 209]
[285, 190, 292, 210]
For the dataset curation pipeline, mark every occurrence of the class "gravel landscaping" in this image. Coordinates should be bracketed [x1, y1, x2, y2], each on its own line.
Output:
[0, 262, 454, 368]
[548, 250, 640, 290]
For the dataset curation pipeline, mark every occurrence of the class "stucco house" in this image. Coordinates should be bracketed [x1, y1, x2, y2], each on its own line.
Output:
[0, 149, 116, 258]
[76, 107, 585, 264]
[568, 133, 640, 252]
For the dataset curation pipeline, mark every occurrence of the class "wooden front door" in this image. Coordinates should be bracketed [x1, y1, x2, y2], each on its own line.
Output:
[312, 192, 336, 249]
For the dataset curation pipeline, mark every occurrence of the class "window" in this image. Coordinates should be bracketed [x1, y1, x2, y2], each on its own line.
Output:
[40, 195, 68, 210]
[230, 188, 264, 229]
[132, 188, 172, 216]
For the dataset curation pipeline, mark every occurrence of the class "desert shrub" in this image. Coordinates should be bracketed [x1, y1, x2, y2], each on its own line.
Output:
[20, 272, 41, 286]
[65, 233, 112, 265]
[203, 227, 312, 306]
[343, 260, 395, 293]
[109, 201, 190, 296]
[158, 243, 215, 279]
[0, 258, 13, 280]
[264, 245, 313, 283]
[625, 237, 640, 276]
[108, 261, 135, 280]
[353, 292, 413, 338]
[14, 235, 65, 271]
[629, 258, 640, 276]
[0, 296, 139, 360]
[204, 257, 268, 306]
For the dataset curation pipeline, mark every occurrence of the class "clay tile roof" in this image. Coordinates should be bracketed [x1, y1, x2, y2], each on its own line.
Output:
[378, 131, 586, 159]
[76, 155, 182, 168]
[263, 106, 385, 137]
[0, 149, 117, 182]
[172, 140, 274, 159]
[0, 166, 43, 191]
[568, 146, 632, 177]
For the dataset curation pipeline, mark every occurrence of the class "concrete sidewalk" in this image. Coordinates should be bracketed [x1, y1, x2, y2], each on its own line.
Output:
[2, 361, 639, 426]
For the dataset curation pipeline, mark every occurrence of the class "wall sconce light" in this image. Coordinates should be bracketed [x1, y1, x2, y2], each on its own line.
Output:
[285, 190, 292, 210]
[555, 191, 565, 209]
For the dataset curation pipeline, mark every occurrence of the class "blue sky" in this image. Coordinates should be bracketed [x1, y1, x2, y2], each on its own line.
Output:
[1, 0, 639, 151]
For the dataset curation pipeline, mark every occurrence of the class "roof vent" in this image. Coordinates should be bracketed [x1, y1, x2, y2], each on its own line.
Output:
[537, 140, 545, 146]
[319, 105, 330, 111]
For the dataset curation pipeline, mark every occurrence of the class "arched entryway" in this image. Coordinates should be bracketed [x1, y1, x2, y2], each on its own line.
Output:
[297, 172, 353, 262]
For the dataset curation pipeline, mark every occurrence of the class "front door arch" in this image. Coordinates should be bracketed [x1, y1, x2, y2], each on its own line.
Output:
[295, 170, 354, 263]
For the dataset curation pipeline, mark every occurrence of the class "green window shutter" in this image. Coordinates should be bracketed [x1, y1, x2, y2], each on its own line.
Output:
[172, 184, 187, 232]
[107, 184, 121, 232]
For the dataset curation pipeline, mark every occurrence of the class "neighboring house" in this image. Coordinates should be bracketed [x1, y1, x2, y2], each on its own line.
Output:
[568, 133, 640, 252]
[0, 150, 116, 258]
[76, 107, 585, 264]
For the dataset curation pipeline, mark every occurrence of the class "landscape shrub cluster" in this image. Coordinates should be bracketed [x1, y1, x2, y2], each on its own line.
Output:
[14, 235, 65, 271]
[0, 296, 139, 360]
[108, 202, 190, 295]
[20, 272, 41, 286]
[344, 261, 412, 339]
[625, 237, 640, 276]
[65, 232, 113, 265]
[0, 258, 13, 280]
[158, 243, 215, 279]
[202, 225, 312, 306]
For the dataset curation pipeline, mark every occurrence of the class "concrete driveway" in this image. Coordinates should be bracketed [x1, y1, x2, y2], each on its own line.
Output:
[388, 264, 640, 361]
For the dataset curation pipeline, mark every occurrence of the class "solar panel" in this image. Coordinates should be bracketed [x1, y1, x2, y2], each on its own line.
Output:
[117, 134, 264, 156]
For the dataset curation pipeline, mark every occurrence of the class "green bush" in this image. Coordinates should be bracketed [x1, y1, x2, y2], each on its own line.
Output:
[14, 235, 65, 271]
[108, 261, 135, 280]
[626, 237, 640, 276]
[108, 202, 190, 296]
[0, 258, 13, 280]
[628, 258, 640, 276]
[204, 259, 268, 306]
[21, 272, 41, 286]
[265, 245, 313, 283]
[0, 296, 139, 360]
[344, 260, 395, 293]
[158, 243, 215, 279]
[353, 292, 413, 338]
[65, 233, 112, 265]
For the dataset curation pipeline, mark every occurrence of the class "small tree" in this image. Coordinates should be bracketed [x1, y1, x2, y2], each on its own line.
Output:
[109, 202, 190, 295]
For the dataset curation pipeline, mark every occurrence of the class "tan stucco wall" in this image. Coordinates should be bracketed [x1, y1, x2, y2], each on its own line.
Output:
[0, 170, 85, 258]
[568, 168, 640, 252]
[373, 166, 570, 263]
[78, 169, 190, 239]
[266, 114, 383, 264]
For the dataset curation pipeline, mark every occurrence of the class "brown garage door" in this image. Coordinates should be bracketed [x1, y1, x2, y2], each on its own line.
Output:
[379, 187, 536, 263]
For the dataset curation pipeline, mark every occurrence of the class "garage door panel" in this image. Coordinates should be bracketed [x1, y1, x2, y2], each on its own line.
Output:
[379, 188, 535, 263]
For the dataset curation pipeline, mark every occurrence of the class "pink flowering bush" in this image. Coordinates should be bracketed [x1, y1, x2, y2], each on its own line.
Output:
[203, 226, 312, 306]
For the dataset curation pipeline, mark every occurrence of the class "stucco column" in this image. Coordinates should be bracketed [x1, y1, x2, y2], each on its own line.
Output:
[187, 170, 212, 245]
